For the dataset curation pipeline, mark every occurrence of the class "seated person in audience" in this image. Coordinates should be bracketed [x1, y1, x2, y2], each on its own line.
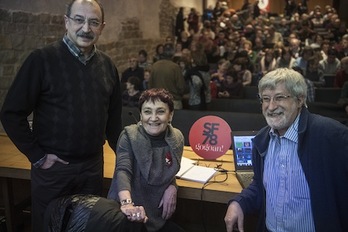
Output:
[211, 58, 230, 88]
[241, 40, 258, 70]
[336, 36, 348, 60]
[275, 46, 296, 69]
[288, 36, 302, 58]
[173, 42, 183, 58]
[305, 55, 325, 87]
[297, 19, 315, 43]
[337, 81, 348, 115]
[108, 88, 185, 232]
[335, 56, 348, 88]
[225, 68, 348, 232]
[185, 51, 211, 110]
[292, 46, 314, 75]
[138, 49, 151, 69]
[232, 57, 252, 86]
[217, 71, 244, 99]
[153, 44, 165, 63]
[264, 25, 283, 48]
[122, 76, 142, 107]
[311, 11, 324, 28]
[143, 68, 151, 90]
[259, 48, 277, 77]
[320, 39, 331, 61]
[293, 66, 315, 103]
[121, 55, 144, 88]
[319, 48, 341, 76]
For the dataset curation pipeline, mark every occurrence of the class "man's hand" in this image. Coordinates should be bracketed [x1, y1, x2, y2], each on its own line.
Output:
[159, 185, 177, 220]
[40, 154, 69, 169]
[224, 201, 244, 232]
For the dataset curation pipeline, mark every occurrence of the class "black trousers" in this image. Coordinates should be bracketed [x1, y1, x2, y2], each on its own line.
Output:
[31, 155, 103, 232]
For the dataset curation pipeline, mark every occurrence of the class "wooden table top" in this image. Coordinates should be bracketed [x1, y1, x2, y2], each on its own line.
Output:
[0, 134, 242, 203]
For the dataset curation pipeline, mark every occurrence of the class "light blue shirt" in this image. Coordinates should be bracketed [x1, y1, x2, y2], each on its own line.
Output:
[263, 114, 315, 232]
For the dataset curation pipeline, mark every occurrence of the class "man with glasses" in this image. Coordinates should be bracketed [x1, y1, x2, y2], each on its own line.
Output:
[0, 1, 122, 231]
[225, 68, 348, 232]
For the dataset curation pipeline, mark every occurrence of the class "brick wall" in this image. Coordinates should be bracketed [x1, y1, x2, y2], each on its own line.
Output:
[0, 0, 177, 132]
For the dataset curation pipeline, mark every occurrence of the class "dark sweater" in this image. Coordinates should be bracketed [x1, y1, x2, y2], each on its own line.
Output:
[0, 41, 122, 163]
[232, 108, 348, 232]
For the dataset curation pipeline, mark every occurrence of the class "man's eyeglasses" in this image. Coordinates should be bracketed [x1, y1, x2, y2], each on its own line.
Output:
[258, 94, 292, 104]
[66, 15, 101, 28]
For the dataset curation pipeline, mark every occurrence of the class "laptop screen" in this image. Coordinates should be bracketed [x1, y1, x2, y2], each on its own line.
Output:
[232, 131, 257, 171]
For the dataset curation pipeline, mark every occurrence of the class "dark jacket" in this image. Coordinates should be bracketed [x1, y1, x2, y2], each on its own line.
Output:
[44, 194, 139, 232]
[232, 108, 348, 232]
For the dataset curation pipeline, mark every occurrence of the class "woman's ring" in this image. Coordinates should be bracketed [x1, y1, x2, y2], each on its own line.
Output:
[132, 213, 136, 217]
[136, 212, 140, 218]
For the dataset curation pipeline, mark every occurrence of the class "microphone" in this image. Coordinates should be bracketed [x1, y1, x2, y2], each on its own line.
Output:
[128, 111, 139, 124]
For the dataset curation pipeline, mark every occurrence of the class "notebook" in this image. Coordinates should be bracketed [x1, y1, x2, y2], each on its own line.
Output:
[231, 131, 257, 188]
[176, 157, 216, 183]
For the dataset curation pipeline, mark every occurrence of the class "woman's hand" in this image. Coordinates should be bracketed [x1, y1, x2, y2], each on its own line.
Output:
[121, 204, 148, 223]
[158, 185, 177, 220]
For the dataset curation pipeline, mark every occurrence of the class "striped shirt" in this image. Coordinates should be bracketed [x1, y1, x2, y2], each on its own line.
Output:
[263, 114, 315, 232]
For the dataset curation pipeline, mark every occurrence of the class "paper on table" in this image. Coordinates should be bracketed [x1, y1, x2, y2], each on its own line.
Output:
[176, 157, 196, 177]
[176, 157, 216, 183]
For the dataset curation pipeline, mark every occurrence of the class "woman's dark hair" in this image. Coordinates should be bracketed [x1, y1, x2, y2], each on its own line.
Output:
[66, 0, 105, 22]
[127, 76, 141, 91]
[138, 49, 148, 58]
[155, 44, 164, 54]
[138, 88, 174, 112]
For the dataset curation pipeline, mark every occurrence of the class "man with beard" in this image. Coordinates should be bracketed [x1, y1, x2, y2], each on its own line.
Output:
[0, 1, 122, 231]
[224, 68, 348, 232]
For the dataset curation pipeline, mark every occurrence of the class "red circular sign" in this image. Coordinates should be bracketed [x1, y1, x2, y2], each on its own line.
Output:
[189, 115, 232, 160]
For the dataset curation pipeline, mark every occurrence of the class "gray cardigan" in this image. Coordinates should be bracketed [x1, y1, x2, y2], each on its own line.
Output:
[108, 124, 184, 231]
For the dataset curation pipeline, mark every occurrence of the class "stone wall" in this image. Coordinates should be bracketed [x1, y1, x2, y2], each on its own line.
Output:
[0, 9, 66, 125]
[0, 0, 176, 132]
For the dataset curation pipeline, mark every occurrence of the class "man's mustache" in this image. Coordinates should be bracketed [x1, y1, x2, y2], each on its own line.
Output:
[77, 32, 94, 40]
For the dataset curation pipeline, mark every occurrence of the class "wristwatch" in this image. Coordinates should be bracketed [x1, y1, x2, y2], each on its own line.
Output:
[120, 199, 133, 206]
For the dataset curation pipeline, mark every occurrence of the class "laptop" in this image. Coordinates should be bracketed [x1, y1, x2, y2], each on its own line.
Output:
[231, 131, 257, 188]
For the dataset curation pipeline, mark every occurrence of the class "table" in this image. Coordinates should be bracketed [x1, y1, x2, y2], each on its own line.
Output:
[0, 134, 242, 231]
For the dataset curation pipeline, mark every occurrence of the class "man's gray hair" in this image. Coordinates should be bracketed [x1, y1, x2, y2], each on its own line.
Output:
[258, 68, 308, 105]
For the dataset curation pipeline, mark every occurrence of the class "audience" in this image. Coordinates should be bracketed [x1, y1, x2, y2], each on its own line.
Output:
[119, 2, 348, 113]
